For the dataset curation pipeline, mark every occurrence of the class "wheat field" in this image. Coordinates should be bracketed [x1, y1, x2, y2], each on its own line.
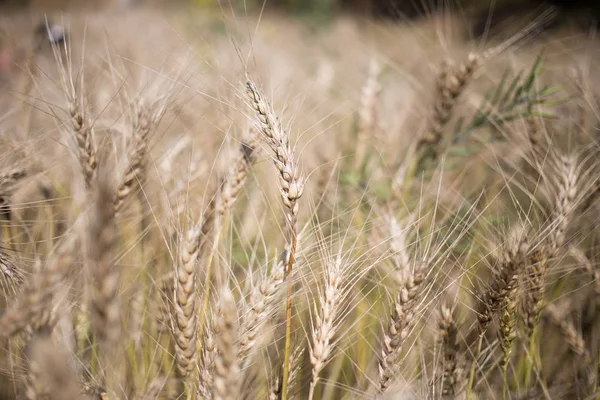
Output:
[0, 2, 599, 399]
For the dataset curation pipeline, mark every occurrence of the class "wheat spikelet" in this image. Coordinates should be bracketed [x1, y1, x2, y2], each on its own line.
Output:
[245, 79, 304, 237]
[217, 132, 258, 217]
[417, 53, 480, 160]
[246, 77, 305, 399]
[477, 232, 528, 333]
[173, 224, 201, 378]
[0, 249, 24, 294]
[238, 258, 284, 365]
[270, 346, 304, 400]
[355, 57, 382, 168]
[198, 326, 217, 399]
[308, 255, 345, 400]
[114, 101, 160, 213]
[25, 333, 81, 400]
[0, 241, 74, 340]
[379, 262, 427, 392]
[439, 304, 460, 397]
[88, 180, 119, 354]
[212, 289, 240, 400]
[545, 304, 591, 363]
[499, 289, 517, 396]
[524, 153, 579, 334]
[67, 92, 97, 188]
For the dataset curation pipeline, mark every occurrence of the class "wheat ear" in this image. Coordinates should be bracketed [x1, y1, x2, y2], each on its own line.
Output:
[173, 224, 201, 380]
[439, 304, 460, 397]
[246, 78, 305, 400]
[25, 333, 81, 400]
[212, 289, 240, 400]
[238, 258, 284, 365]
[308, 255, 345, 400]
[417, 53, 480, 162]
[0, 241, 74, 340]
[114, 101, 160, 213]
[379, 262, 427, 392]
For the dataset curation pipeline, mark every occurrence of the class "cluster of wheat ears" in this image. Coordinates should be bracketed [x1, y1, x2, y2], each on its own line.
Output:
[0, 9, 599, 400]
